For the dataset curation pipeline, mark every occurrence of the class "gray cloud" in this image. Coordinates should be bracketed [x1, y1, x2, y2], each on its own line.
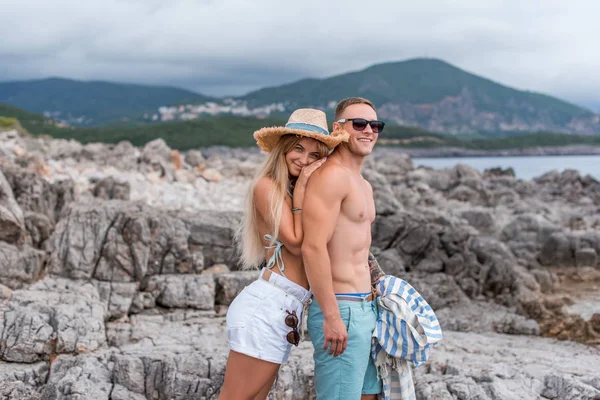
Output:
[1, 0, 599, 110]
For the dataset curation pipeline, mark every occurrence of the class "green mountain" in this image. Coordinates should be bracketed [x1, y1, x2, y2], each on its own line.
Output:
[2, 59, 600, 135]
[0, 78, 211, 126]
[240, 58, 600, 135]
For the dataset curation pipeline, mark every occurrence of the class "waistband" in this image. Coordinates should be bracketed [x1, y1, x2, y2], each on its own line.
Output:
[335, 293, 375, 303]
[335, 290, 375, 302]
[259, 268, 312, 303]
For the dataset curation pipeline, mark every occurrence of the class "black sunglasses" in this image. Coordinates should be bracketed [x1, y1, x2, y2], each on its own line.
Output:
[336, 118, 385, 133]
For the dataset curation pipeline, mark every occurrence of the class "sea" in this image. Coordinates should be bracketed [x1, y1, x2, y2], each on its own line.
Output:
[412, 155, 600, 180]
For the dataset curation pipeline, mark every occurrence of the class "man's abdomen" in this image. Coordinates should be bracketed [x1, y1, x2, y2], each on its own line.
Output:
[328, 221, 372, 293]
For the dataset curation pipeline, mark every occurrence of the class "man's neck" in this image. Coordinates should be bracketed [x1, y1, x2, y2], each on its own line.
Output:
[333, 146, 365, 174]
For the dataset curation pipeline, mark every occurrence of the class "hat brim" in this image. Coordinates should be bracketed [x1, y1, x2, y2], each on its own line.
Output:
[253, 127, 349, 153]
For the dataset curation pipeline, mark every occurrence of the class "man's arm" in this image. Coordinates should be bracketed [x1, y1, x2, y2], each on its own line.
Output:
[368, 252, 385, 286]
[301, 164, 347, 357]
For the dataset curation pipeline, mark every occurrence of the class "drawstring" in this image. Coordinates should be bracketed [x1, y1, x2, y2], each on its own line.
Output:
[300, 298, 312, 341]
[264, 234, 287, 278]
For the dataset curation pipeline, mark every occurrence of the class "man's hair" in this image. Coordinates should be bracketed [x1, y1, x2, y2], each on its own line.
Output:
[334, 97, 376, 121]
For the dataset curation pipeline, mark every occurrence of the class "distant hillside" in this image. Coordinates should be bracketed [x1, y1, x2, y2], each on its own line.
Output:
[0, 103, 49, 124]
[0, 78, 212, 126]
[0, 103, 57, 134]
[49, 117, 292, 149]
[3, 103, 600, 152]
[28, 120, 600, 151]
[240, 58, 600, 135]
[0, 102, 282, 148]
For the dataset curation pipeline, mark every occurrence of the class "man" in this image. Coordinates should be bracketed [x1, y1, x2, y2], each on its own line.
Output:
[302, 97, 385, 399]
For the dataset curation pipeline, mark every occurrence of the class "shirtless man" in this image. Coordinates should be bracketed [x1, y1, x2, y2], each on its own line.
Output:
[302, 97, 385, 399]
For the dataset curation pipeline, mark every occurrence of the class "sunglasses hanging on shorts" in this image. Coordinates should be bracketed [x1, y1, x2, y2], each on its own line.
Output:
[336, 118, 385, 133]
[285, 310, 300, 346]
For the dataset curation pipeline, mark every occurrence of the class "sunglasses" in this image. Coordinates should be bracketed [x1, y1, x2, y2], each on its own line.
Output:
[336, 118, 385, 133]
[285, 310, 300, 346]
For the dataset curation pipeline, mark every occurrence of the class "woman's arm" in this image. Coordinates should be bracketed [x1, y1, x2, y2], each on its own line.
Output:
[254, 158, 326, 256]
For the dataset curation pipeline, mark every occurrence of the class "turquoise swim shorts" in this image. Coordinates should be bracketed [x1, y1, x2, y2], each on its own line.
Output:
[307, 297, 382, 399]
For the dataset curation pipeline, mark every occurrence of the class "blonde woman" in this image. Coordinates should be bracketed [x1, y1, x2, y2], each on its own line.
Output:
[218, 109, 348, 400]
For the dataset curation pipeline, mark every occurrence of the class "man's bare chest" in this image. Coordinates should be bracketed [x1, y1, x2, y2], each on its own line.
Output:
[341, 180, 376, 224]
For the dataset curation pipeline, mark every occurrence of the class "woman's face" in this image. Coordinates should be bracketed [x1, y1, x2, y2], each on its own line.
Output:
[285, 137, 323, 177]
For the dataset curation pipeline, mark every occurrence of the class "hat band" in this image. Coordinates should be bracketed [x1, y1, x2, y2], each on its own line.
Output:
[285, 122, 329, 136]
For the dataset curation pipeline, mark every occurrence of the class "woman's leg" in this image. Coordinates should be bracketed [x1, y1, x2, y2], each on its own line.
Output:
[219, 350, 280, 400]
[253, 367, 279, 400]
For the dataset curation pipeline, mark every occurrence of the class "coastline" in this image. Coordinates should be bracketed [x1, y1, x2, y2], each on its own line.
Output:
[199, 144, 600, 159]
[376, 145, 600, 158]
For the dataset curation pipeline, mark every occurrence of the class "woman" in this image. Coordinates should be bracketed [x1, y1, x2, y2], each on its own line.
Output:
[219, 109, 348, 400]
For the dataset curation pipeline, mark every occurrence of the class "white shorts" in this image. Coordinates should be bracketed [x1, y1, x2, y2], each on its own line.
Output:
[226, 268, 311, 364]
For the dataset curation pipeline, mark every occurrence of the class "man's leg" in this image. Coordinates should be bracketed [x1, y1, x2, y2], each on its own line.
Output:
[361, 300, 382, 398]
[308, 300, 367, 399]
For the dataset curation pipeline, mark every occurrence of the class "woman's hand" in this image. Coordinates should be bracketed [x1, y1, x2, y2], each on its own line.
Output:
[296, 157, 327, 190]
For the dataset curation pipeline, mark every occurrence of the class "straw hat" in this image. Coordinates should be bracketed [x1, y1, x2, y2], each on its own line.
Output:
[253, 108, 349, 153]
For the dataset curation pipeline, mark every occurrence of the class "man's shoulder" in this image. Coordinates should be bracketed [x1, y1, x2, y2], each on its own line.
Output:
[305, 161, 349, 198]
[313, 160, 350, 182]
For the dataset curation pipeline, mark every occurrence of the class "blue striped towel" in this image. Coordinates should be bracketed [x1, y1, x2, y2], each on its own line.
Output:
[371, 275, 443, 400]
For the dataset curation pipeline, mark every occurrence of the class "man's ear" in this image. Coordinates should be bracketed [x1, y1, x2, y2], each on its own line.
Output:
[332, 122, 341, 131]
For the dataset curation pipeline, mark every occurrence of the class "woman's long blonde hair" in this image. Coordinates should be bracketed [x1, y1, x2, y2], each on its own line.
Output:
[237, 134, 329, 269]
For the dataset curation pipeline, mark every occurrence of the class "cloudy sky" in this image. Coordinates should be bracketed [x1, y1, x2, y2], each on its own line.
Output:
[1, 0, 599, 110]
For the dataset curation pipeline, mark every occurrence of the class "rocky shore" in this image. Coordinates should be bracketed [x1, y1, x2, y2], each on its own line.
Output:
[0, 129, 599, 399]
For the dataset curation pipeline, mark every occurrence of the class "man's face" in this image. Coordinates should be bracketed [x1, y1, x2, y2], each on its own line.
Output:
[334, 103, 379, 157]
